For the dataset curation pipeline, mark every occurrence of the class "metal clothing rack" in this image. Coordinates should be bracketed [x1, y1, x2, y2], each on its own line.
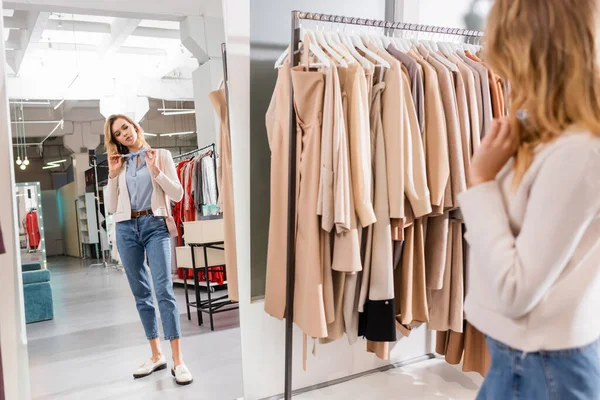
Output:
[283, 10, 483, 399]
[173, 142, 216, 162]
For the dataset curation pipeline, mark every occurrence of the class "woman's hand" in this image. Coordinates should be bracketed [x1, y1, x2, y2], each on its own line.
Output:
[146, 149, 161, 178]
[470, 118, 519, 187]
[108, 154, 123, 179]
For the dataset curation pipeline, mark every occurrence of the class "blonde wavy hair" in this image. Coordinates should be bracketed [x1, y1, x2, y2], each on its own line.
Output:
[485, 0, 600, 186]
[103, 114, 150, 156]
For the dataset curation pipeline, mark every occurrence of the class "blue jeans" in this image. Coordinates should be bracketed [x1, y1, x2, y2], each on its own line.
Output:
[116, 215, 181, 341]
[477, 337, 600, 399]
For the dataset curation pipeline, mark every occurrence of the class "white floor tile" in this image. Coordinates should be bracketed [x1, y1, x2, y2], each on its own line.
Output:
[295, 359, 483, 400]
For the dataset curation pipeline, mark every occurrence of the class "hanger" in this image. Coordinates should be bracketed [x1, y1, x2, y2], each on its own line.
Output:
[339, 30, 373, 69]
[350, 32, 391, 68]
[274, 45, 293, 69]
[301, 32, 332, 68]
[381, 34, 392, 48]
[311, 29, 348, 67]
[325, 31, 355, 64]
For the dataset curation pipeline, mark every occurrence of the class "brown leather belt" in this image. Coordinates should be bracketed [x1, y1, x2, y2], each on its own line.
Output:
[131, 209, 153, 218]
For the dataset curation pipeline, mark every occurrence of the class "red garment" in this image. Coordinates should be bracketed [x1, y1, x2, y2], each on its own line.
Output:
[174, 162, 187, 246]
[177, 266, 226, 285]
[184, 161, 196, 222]
[25, 211, 40, 249]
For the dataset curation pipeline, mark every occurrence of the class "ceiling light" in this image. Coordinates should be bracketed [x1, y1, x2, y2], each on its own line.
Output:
[43, 159, 67, 169]
[11, 120, 63, 124]
[143, 132, 158, 137]
[20, 164, 26, 170]
[161, 110, 196, 116]
[9, 100, 51, 106]
[16, 157, 22, 165]
[23, 157, 30, 166]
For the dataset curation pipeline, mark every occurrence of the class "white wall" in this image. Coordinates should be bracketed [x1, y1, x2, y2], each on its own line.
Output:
[226, 1, 432, 399]
[412, 0, 490, 30]
[0, 6, 31, 400]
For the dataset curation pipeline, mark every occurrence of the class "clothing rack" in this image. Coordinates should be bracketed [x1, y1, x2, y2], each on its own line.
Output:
[283, 10, 484, 399]
[174, 142, 219, 205]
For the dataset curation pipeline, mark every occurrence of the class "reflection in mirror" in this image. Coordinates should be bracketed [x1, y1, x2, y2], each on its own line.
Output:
[3, 4, 243, 399]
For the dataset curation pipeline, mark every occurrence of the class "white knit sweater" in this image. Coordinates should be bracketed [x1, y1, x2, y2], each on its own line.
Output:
[459, 128, 600, 351]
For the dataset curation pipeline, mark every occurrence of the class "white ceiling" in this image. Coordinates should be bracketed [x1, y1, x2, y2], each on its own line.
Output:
[3, 10, 198, 98]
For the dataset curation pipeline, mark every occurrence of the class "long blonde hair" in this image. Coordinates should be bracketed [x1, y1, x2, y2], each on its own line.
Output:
[103, 114, 150, 156]
[485, 0, 600, 186]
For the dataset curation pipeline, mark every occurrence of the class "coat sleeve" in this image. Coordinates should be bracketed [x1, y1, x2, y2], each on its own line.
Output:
[459, 143, 600, 319]
[105, 174, 119, 214]
[154, 150, 184, 203]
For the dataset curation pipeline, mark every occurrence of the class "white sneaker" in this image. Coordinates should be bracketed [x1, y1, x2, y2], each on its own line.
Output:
[133, 355, 167, 379]
[171, 363, 193, 385]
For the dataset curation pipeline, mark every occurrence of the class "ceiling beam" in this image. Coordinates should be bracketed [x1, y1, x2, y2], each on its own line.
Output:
[3, 15, 27, 29]
[132, 26, 180, 39]
[46, 19, 110, 33]
[27, 41, 168, 56]
[9, 11, 50, 74]
[117, 46, 168, 56]
[97, 18, 141, 59]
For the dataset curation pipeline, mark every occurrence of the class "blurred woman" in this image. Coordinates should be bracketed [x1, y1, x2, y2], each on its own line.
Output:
[459, 1, 600, 398]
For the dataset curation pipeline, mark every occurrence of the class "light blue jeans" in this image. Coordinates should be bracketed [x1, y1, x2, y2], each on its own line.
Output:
[116, 215, 181, 341]
[477, 336, 600, 399]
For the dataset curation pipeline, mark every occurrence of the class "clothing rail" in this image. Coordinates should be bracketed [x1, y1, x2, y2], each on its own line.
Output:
[283, 10, 484, 399]
[173, 143, 216, 161]
[295, 11, 484, 38]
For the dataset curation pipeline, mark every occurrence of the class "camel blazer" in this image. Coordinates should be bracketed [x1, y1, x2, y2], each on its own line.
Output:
[106, 149, 183, 223]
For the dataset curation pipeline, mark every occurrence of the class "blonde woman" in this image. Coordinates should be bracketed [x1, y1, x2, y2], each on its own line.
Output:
[459, 1, 600, 398]
[104, 114, 193, 385]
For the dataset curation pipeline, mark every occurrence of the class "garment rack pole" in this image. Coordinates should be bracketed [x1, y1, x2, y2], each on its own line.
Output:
[283, 10, 483, 399]
[173, 143, 216, 161]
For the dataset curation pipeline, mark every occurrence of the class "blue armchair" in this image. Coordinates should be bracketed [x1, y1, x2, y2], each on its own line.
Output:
[22, 262, 54, 324]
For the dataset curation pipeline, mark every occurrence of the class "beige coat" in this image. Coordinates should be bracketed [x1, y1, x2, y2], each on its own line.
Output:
[400, 71, 432, 218]
[208, 89, 239, 302]
[264, 62, 291, 320]
[290, 65, 328, 339]
[427, 219, 464, 332]
[421, 47, 467, 208]
[408, 50, 450, 213]
[451, 55, 481, 157]
[332, 63, 369, 274]
[318, 58, 351, 233]
[344, 61, 376, 228]
[373, 45, 405, 221]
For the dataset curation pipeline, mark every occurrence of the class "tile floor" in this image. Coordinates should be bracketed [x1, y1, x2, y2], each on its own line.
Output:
[27, 256, 244, 400]
[295, 359, 483, 400]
